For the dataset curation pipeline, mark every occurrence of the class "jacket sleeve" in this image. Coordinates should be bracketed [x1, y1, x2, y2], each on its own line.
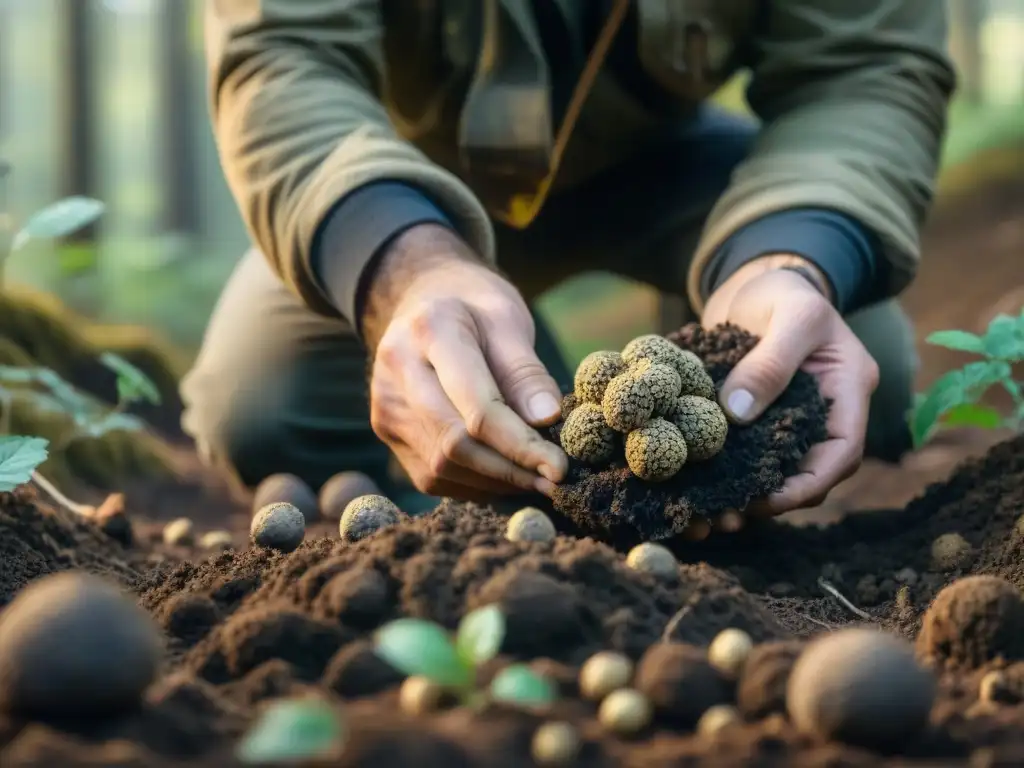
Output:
[205, 0, 495, 318]
[686, 0, 956, 314]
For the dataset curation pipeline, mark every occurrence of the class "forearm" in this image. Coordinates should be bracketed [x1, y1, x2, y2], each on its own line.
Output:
[206, 0, 495, 318]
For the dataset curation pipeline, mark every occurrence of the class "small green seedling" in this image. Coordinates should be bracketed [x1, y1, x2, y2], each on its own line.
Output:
[374, 605, 557, 710]
[236, 697, 345, 764]
[0, 435, 49, 492]
[909, 308, 1024, 447]
[0, 163, 105, 286]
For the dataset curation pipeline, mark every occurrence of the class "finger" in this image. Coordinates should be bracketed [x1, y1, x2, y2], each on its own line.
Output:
[719, 295, 829, 424]
[480, 320, 563, 427]
[758, 362, 872, 514]
[404, 360, 554, 495]
[395, 450, 525, 503]
[424, 323, 567, 483]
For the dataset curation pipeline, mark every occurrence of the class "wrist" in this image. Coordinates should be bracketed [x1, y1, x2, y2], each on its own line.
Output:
[716, 254, 835, 305]
[361, 223, 482, 351]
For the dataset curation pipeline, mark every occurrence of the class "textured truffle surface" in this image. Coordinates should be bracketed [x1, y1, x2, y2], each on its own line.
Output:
[675, 350, 717, 400]
[603, 372, 654, 433]
[633, 360, 682, 416]
[668, 395, 729, 461]
[621, 334, 685, 369]
[574, 350, 626, 405]
[625, 418, 688, 481]
[559, 403, 618, 464]
[339, 495, 403, 542]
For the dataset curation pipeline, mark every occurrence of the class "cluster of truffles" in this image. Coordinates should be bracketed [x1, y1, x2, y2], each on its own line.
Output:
[560, 334, 728, 482]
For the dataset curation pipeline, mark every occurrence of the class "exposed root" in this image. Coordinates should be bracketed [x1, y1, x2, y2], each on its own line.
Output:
[31, 470, 92, 516]
[818, 577, 873, 621]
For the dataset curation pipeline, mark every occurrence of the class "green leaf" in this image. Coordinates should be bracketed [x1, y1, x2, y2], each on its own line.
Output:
[0, 436, 49, 492]
[940, 402, 1004, 430]
[925, 329, 986, 355]
[236, 698, 345, 764]
[960, 359, 1012, 395]
[982, 314, 1024, 362]
[12, 197, 104, 250]
[489, 664, 557, 709]
[909, 369, 970, 448]
[99, 352, 162, 406]
[374, 618, 472, 688]
[456, 605, 506, 668]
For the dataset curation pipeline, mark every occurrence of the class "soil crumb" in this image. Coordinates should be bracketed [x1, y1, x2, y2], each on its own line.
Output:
[551, 323, 829, 543]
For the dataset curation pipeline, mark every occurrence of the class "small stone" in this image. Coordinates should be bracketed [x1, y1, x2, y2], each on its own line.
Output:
[578, 651, 633, 701]
[399, 675, 446, 716]
[625, 542, 677, 577]
[0, 573, 163, 718]
[199, 530, 234, 552]
[707, 628, 753, 679]
[253, 473, 319, 524]
[319, 471, 382, 522]
[506, 507, 557, 543]
[598, 688, 652, 736]
[930, 532, 972, 572]
[250, 502, 306, 552]
[787, 628, 935, 749]
[339, 495, 402, 542]
[696, 704, 741, 737]
[531, 721, 581, 766]
[162, 517, 194, 547]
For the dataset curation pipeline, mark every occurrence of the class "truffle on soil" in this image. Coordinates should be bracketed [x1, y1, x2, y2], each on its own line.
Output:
[624, 418, 688, 482]
[339, 495, 402, 542]
[551, 323, 828, 543]
[0, 572, 163, 719]
[558, 403, 617, 464]
[667, 394, 729, 461]
[252, 472, 319, 524]
[787, 628, 936, 750]
[602, 369, 654, 433]
[319, 471, 382, 521]
[250, 502, 306, 553]
[573, 350, 626, 405]
[916, 575, 1024, 670]
[632, 360, 682, 415]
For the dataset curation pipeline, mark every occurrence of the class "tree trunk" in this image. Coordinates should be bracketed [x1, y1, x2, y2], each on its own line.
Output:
[158, 0, 198, 236]
[58, 0, 98, 242]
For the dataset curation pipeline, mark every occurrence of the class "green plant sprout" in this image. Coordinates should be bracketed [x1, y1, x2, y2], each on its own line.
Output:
[0, 162, 105, 288]
[236, 697, 346, 764]
[374, 605, 558, 710]
[909, 308, 1024, 448]
[0, 353, 161, 513]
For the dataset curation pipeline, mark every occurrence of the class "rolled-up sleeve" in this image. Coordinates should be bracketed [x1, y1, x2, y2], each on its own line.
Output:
[205, 0, 494, 321]
[687, 0, 956, 315]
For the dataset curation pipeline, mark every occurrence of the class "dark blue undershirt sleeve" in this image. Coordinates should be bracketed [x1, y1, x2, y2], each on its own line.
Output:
[700, 208, 885, 315]
[311, 181, 454, 333]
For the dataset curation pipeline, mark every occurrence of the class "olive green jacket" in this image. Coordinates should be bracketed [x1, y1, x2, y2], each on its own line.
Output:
[205, 0, 955, 317]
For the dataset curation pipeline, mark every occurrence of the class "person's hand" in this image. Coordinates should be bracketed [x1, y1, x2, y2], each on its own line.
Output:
[361, 224, 567, 502]
[701, 254, 880, 525]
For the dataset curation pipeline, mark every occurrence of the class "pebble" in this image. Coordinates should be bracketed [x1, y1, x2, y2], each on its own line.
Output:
[250, 502, 306, 552]
[786, 628, 935, 749]
[598, 688, 652, 736]
[319, 471, 382, 521]
[531, 721, 581, 766]
[696, 704, 741, 737]
[399, 675, 445, 716]
[625, 542, 677, 577]
[339, 495, 402, 542]
[0, 572, 163, 718]
[199, 530, 234, 552]
[930, 533, 972, 572]
[253, 473, 319, 524]
[162, 517, 194, 547]
[578, 651, 633, 701]
[505, 507, 557, 543]
[707, 628, 753, 679]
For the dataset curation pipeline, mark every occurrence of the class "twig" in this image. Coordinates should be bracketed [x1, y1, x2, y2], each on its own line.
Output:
[818, 577, 872, 621]
[802, 614, 837, 631]
[661, 605, 692, 642]
[31, 470, 91, 516]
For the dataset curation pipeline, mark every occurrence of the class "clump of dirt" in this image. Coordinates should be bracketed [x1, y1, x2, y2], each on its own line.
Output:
[551, 323, 829, 543]
[0, 486, 143, 608]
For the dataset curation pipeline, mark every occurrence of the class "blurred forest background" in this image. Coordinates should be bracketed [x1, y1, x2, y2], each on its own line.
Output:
[2, 0, 1024, 367]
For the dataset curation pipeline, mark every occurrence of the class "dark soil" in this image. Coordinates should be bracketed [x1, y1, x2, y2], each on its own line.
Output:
[551, 323, 829, 543]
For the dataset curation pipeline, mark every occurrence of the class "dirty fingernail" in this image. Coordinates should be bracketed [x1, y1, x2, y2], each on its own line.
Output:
[535, 477, 557, 497]
[725, 389, 755, 422]
[527, 392, 561, 424]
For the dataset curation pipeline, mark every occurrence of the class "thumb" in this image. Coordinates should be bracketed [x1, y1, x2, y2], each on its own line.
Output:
[484, 326, 563, 428]
[719, 316, 820, 425]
